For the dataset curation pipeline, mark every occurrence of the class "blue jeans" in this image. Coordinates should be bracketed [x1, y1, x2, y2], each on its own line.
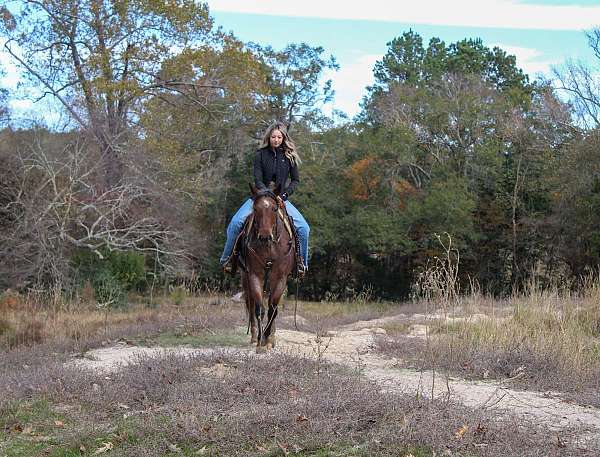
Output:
[220, 199, 310, 267]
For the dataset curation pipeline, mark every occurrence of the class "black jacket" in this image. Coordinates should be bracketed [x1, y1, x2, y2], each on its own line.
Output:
[253, 146, 299, 199]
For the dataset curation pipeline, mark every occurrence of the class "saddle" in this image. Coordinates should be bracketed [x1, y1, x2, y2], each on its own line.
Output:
[231, 207, 301, 277]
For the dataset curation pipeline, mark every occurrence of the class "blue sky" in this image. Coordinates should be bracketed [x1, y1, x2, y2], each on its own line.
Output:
[2, 0, 599, 121]
[209, 0, 600, 117]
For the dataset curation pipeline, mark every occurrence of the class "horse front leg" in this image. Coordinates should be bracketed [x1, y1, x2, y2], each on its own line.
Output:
[255, 299, 262, 349]
[248, 299, 257, 344]
[264, 280, 287, 350]
[262, 302, 278, 349]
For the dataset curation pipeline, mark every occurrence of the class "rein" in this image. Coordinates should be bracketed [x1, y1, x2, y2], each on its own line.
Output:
[246, 195, 295, 336]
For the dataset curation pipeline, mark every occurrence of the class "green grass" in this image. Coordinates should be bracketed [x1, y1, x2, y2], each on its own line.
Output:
[281, 444, 434, 457]
[0, 399, 66, 456]
[133, 328, 248, 348]
[381, 321, 411, 336]
[299, 299, 396, 317]
[0, 401, 148, 457]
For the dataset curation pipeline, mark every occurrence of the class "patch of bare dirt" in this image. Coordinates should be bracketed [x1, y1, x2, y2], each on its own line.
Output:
[70, 314, 600, 444]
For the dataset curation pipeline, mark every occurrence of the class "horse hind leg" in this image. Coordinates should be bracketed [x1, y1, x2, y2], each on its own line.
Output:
[255, 300, 266, 352]
[264, 303, 278, 350]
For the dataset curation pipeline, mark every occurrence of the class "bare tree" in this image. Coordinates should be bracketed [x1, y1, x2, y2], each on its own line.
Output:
[0, 132, 184, 290]
[553, 29, 600, 129]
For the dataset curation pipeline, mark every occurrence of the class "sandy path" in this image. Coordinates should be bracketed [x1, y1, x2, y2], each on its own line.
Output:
[71, 315, 600, 441]
[275, 326, 600, 437]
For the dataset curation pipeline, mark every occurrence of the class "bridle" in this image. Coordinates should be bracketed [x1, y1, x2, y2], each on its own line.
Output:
[246, 191, 293, 290]
[244, 190, 302, 332]
[252, 193, 281, 246]
[249, 191, 281, 247]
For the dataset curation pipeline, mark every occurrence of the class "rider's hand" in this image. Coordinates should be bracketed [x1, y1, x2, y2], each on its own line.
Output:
[276, 196, 285, 209]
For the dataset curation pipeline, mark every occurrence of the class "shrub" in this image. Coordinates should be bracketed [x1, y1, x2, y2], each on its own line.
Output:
[106, 250, 146, 291]
[0, 289, 21, 310]
[92, 270, 126, 308]
[7, 319, 44, 348]
[170, 285, 186, 306]
[0, 317, 12, 336]
[72, 248, 147, 308]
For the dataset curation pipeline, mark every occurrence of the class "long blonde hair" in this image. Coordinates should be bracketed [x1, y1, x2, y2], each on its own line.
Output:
[259, 121, 301, 166]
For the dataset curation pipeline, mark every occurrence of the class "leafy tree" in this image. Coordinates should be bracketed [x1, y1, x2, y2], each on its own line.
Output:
[3, 0, 215, 188]
[356, 30, 569, 293]
[553, 130, 600, 277]
[249, 43, 339, 127]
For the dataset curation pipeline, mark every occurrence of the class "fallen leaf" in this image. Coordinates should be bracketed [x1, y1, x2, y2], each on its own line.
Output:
[117, 403, 129, 410]
[32, 435, 52, 442]
[455, 424, 469, 438]
[80, 445, 87, 453]
[194, 446, 208, 455]
[54, 420, 64, 427]
[255, 443, 268, 452]
[278, 442, 289, 455]
[167, 443, 182, 453]
[475, 423, 487, 436]
[296, 414, 309, 422]
[22, 426, 34, 435]
[94, 442, 114, 454]
[11, 423, 23, 433]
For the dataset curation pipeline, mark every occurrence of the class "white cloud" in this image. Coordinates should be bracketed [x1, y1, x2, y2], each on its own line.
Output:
[325, 53, 379, 117]
[493, 44, 558, 77]
[209, 0, 600, 31]
[0, 42, 21, 89]
[9, 99, 32, 110]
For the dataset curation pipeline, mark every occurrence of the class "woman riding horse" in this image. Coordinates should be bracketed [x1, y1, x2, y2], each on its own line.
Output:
[220, 122, 310, 277]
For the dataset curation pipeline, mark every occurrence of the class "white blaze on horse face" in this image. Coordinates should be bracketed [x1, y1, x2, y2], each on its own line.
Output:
[256, 198, 276, 239]
[270, 129, 283, 148]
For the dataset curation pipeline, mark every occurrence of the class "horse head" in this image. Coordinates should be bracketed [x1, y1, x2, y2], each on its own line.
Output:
[249, 184, 280, 244]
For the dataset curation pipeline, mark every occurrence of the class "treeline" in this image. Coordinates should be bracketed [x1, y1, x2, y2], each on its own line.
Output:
[1, 2, 599, 301]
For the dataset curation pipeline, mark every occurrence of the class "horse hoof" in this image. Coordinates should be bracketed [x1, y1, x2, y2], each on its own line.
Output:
[250, 337, 257, 344]
[265, 342, 273, 350]
[256, 345, 267, 354]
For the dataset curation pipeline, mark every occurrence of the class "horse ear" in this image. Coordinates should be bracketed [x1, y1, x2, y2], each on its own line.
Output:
[274, 184, 282, 196]
[249, 183, 257, 195]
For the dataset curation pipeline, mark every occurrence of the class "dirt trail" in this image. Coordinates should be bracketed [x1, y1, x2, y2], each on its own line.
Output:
[71, 314, 600, 440]
[275, 323, 600, 437]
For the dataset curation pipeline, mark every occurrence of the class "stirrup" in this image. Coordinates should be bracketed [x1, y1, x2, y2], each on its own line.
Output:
[296, 260, 307, 280]
[221, 255, 237, 275]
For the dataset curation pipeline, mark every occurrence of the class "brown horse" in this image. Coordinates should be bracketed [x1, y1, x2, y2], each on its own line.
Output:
[240, 185, 295, 351]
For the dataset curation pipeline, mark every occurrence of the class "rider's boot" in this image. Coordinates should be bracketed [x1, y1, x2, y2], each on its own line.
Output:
[221, 252, 238, 275]
[296, 257, 307, 280]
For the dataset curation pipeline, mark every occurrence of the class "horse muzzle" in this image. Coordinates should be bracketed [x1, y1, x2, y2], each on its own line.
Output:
[257, 232, 275, 244]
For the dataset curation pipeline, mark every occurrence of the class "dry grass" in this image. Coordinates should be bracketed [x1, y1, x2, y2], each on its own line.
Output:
[378, 281, 600, 407]
[2, 284, 600, 454]
[1, 346, 593, 456]
[0, 291, 240, 351]
[292, 298, 405, 333]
